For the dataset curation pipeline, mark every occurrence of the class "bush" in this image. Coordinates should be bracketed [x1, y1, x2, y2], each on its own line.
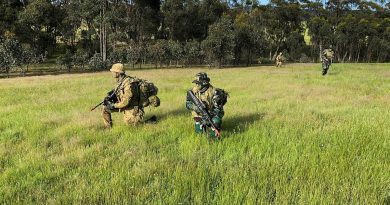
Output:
[73, 49, 89, 70]
[108, 49, 127, 64]
[299, 53, 312, 63]
[257, 57, 274, 64]
[57, 50, 73, 72]
[183, 40, 202, 67]
[88, 53, 107, 70]
[202, 16, 235, 68]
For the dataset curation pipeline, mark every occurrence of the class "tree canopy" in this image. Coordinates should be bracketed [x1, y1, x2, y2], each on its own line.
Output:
[0, 0, 389, 72]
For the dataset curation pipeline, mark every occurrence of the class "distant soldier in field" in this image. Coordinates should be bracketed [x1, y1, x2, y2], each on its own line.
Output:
[101, 63, 144, 128]
[275, 52, 284, 67]
[321, 47, 334, 75]
[186, 73, 228, 138]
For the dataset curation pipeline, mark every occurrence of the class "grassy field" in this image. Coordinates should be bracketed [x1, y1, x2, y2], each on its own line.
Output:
[0, 63, 389, 204]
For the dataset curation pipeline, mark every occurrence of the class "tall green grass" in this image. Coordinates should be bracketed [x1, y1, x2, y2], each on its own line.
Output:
[0, 63, 389, 204]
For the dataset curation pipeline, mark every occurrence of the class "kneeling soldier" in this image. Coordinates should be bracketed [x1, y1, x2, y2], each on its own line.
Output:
[186, 72, 228, 138]
[102, 63, 144, 128]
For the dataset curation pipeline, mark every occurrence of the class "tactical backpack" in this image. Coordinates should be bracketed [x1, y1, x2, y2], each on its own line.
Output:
[134, 78, 160, 108]
[323, 49, 334, 59]
[212, 88, 228, 108]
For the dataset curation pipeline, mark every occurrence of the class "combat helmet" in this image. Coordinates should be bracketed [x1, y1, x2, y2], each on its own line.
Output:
[192, 72, 210, 86]
[110, 63, 125, 73]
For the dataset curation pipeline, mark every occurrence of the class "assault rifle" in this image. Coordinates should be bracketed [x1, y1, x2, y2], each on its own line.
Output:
[187, 90, 221, 137]
[90, 90, 117, 111]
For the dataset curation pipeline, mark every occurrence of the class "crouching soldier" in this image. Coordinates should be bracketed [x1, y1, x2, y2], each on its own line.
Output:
[102, 63, 144, 128]
[185, 72, 228, 138]
[321, 47, 334, 75]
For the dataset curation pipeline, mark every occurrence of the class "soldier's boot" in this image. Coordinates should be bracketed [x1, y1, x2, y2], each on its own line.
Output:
[322, 64, 328, 75]
[102, 106, 113, 128]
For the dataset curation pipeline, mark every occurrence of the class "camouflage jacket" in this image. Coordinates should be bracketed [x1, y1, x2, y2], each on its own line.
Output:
[322, 49, 334, 60]
[186, 84, 224, 118]
[113, 75, 140, 110]
[276, 54, 284, 62]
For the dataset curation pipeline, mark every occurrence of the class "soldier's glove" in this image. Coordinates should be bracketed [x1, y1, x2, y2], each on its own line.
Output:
[106, 102, 115, 110]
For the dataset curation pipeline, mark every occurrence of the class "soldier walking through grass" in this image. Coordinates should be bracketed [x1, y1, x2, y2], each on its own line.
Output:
[321, 47, 334, 75]
[275, 52, 284, 67]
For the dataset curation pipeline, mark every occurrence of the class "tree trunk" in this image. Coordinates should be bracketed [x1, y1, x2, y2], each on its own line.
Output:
[355, 43, 361, 63]
[342, 51, 348, 63]
[20, 67, 26, 77]
[247, 49, 252, 67]
[99, 0, 107, 62]
[348, 44, 354, 62]
[271, 46, 280, 61]
[87, 21, 93, 55]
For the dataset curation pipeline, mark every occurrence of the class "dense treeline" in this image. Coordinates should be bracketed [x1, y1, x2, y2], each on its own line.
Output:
[0, 0, 389, 75]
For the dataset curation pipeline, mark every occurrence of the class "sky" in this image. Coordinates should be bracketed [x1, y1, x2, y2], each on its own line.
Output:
[258, 0, 269, 4]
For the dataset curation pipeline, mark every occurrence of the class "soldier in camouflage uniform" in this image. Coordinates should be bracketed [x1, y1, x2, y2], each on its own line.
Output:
[321, 47, 334, 75]
[186, 73, 226, 138]
[102, 63, 143, 128]
[275, 52, 284, 67]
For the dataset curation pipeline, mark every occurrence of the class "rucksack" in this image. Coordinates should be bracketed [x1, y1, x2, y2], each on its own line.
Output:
[212, 88, 228, 108]
[131, 77, 160, 108]
[323, 49, 334, 59]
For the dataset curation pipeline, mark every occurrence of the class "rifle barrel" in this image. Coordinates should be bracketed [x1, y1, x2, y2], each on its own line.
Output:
[90, 101, 104, 111]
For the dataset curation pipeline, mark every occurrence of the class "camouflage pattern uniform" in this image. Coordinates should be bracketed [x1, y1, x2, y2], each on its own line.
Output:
[186, 73, 224, 138]
[321, 48, 334, 75]
[276, 52, 284, 67]
[102, 63, 143, 128]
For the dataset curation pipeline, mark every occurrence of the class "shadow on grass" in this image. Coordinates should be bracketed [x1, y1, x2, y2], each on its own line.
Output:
[145, 107, 188, 122]
[222, 112, 266, 137]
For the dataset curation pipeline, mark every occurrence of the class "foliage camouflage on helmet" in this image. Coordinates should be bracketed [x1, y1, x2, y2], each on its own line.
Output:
[192, 72, 210, 86]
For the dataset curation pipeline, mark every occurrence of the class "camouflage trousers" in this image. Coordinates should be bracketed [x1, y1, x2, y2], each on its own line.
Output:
[102, 106, 144, 127]
[322, 60, 331, 75]
[193, 116, 222, 138]
[276, 61, 283, 67]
